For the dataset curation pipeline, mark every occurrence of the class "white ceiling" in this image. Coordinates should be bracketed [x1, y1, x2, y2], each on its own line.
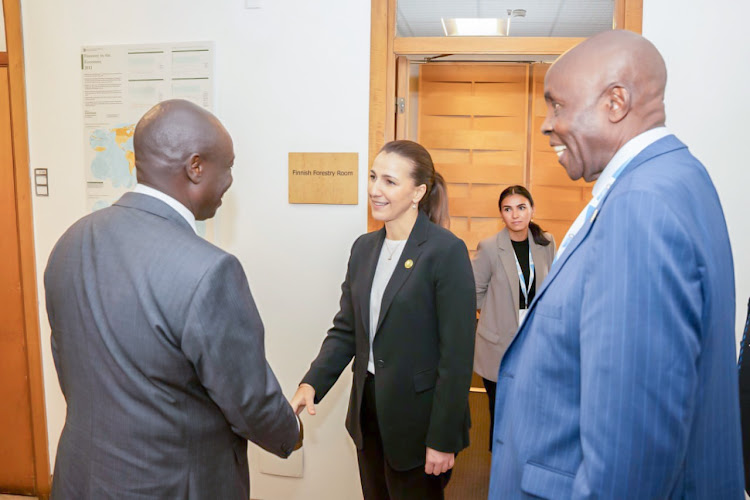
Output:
[396, 0, 614, 37]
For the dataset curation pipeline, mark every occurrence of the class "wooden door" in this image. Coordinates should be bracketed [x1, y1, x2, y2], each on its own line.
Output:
[0, 66, 37, 494]
[418, 63, 529, 254]
[528, 63, 593, 244]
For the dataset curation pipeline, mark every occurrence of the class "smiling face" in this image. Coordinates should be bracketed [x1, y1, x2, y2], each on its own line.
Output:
[500, 193, 534, 240]
[541, 63, 615, 183]
[368, 151, 426, 225]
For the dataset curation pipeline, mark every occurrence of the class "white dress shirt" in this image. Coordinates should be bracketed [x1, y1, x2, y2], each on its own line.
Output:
[133, 184, 197, 233]
[368, 239, 406, 374]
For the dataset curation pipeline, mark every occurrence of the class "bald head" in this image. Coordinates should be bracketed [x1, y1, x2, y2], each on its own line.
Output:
[554, 30, 666, 123]
[134, 99, 227, 177]
[134, 99, 235, 220]
[541, 31, 667, 182]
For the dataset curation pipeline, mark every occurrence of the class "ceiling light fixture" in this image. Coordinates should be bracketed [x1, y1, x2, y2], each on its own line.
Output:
[441, 9, 526, 37]
[441, 18, 508, 37]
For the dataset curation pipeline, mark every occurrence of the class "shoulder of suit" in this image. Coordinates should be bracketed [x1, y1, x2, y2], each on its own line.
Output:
[353, 229, 381, 249]
[612, 144, 709, 206]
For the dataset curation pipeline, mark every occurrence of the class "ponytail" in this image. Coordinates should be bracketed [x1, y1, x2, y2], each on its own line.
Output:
[528, 221, 551, 247]
[421, 170, 450, 228]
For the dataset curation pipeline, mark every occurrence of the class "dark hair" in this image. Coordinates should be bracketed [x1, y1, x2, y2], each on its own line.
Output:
[498, 185, 551, 246]
[379, 140, 449, 228]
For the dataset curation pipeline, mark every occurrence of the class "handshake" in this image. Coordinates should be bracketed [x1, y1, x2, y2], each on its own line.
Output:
[288, 383, 316, 452]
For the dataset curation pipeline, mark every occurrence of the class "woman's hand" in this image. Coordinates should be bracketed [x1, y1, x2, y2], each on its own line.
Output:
[290, 383, 317, 416]
[424, 447, 455, 475]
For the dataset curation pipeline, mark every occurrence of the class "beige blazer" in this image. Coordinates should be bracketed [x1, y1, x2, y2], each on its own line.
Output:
[472, 228, 555, 381]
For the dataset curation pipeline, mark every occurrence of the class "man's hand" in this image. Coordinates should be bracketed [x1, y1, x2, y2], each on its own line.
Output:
[290, 383, 316, 416]
[292, 416, 304, 451]
[424, 447, 455, 475]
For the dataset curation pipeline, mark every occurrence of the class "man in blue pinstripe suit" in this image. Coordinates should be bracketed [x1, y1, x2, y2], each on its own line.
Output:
[488, 30, 744, 498]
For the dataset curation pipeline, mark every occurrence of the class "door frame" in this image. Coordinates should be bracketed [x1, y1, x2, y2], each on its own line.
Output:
[2, 0, 51, 497]
[367, 0, 643, 230]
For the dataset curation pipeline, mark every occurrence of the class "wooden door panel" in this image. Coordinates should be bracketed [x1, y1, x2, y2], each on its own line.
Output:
[473, 116, 524, 132]
[0, 66, 36, 492]
[421, 128, 524, 151]
[429, 149, 471, 164]
[441, 163, 524, 185]
[471, 183, 509, 201]
[419, 63, 528, 254]
[473, 83, 527, 116]
[473, 150, 524, 167]
[420, 115, 471, 132]
[421, 64, 527, 83]
[470, 217, 504, 239]
[449, 197, 503, 218]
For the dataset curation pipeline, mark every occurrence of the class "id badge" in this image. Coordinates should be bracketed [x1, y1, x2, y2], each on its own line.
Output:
[518, 308, 528, 324]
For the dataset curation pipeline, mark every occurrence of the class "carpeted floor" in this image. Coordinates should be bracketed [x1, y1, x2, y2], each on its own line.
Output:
[445, 390, 492, 500]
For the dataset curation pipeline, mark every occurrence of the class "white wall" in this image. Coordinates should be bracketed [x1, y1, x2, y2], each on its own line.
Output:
[643, 0, 750, 340]
[21, 1, 369, 499]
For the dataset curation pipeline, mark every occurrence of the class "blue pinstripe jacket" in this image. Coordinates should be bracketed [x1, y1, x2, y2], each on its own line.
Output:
[489, 135, 744, 499]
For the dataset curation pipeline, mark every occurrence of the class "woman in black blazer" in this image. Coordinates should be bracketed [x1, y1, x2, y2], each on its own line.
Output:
[291, 140, 476, 499]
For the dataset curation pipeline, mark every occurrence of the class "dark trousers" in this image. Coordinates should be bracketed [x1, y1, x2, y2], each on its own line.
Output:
[357, 373, 451, 500]
[482, 377, 497, 452]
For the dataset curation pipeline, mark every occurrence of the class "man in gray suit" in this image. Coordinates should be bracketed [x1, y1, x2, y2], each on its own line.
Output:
[45, 99, 301, 499]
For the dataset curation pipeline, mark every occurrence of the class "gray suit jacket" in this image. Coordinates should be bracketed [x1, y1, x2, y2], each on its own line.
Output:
[45, 192, 299, 500]
[472, 228, 555, 382]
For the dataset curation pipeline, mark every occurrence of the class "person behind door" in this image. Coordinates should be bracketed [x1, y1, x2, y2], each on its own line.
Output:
[472, 185, 555, 450]
[290, 140, 476, 500]
[44, 99, 302, 499]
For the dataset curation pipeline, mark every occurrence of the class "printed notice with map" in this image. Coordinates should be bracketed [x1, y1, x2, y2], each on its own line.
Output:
[82, 41, 214, 237]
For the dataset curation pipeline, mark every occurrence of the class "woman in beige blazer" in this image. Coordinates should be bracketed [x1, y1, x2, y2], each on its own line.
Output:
[472, 185, 555, 448]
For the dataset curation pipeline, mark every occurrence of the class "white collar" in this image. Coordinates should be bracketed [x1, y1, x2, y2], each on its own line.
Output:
[592, 127, 671, 198]
[133, 183, 197, 233]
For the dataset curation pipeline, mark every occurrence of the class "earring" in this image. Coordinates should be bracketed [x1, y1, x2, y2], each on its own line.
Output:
[412, 203, 417, 209]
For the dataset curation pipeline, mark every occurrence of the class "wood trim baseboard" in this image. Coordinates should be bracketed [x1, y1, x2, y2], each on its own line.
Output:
[3, 0, 52, 497]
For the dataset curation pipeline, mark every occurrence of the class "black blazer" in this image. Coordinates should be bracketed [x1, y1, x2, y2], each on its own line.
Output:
[302, 212, 477, 471]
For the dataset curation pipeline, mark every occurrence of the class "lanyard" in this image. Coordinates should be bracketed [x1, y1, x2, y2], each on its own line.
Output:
[513, 246, 535, 309]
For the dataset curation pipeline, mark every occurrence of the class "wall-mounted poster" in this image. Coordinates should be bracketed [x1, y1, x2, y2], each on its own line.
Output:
[81, 41, 214, 238]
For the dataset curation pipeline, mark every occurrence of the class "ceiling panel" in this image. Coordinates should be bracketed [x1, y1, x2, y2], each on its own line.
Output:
[396, 0, 614, 37]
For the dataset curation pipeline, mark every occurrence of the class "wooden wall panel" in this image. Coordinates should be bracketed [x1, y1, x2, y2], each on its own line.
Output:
[419, 63, 529, 255]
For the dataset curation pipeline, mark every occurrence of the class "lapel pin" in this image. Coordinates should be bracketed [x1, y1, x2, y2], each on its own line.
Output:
[404, 259, 413, 269]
